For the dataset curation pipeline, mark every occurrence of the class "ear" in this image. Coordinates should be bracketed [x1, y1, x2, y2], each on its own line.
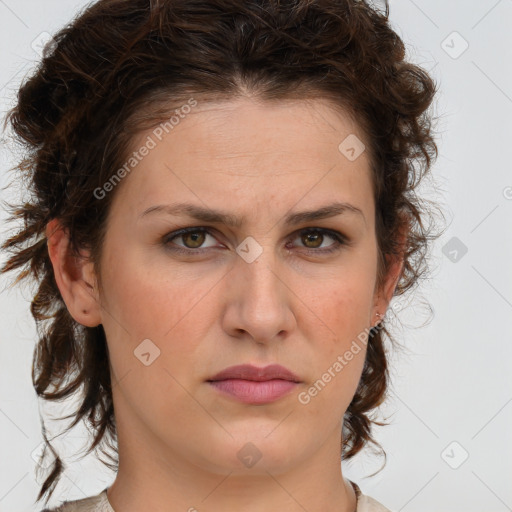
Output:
[372, 214, 409, 326]
[46, 218, 102, 327]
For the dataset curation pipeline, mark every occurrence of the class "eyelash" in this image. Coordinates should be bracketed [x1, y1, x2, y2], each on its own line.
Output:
[162, 227, 349, 256]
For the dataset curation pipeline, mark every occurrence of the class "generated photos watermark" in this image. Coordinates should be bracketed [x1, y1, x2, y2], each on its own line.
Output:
[93, 98, 198, 200]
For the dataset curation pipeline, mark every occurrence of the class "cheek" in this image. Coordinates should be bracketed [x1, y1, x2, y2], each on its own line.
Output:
[99, 262, 222, 420]
[100, 245, 213, 337]
[312, 290, 370, 384]
[98, 249, 225, 387]
[296, 330, 367, 432]
[292, 270, 373, 403]
[297, 288, 370, 418]
[295, 268, 375, 341]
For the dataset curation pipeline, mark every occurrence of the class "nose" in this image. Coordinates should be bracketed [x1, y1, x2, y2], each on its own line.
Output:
[221, 249, 297, 345]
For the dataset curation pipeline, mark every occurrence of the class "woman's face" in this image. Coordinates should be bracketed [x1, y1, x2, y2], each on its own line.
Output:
[85, 97, 395, 475]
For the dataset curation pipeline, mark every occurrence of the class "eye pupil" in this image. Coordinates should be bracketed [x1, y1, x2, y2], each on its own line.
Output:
[303, 232, 323, 248]
[183, 231, 205, 248]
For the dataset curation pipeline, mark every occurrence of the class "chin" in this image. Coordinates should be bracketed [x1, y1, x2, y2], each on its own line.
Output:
[192, 428, 306, 476]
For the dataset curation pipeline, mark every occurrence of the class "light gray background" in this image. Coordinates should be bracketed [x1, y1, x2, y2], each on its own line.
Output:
[0, 1, 511, 511]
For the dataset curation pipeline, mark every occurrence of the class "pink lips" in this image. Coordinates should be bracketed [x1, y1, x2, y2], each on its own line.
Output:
[207, 364, 301, 405]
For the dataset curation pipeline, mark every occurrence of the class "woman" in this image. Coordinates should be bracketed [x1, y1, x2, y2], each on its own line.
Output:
[1, 0, 440, 510]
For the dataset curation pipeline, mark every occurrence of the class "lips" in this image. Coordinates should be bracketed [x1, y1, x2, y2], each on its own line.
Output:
[208, 364, 301, 383]
[207, 364, 301, 405]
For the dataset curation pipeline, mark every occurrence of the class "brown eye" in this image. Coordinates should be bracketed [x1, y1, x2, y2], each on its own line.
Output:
[301, 231, 324, 249]
[181, 231, 206, 249]
[163, 228, 219, 252]
[291, 228, 346, 253]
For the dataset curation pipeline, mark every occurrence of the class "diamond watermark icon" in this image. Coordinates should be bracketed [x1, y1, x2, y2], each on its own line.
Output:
[237, 442, 262, 468]
[236, 236, 263, 263]
[134, 338, 161, 366]
[442, 236, 468, 263]
[441, 31, 469, 60]
[441, 441, 469, 469]
[338, 134, 366, 162]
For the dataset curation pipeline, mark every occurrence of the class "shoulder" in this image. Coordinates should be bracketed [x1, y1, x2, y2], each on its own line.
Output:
[357, 493, 394, 512]
[38, 488, 113, 512]
[351, 480, 394, 512]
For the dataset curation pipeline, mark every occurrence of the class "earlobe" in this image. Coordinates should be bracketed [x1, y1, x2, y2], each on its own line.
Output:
[45, 219, 102, 327]
[373, 255, 404, 326]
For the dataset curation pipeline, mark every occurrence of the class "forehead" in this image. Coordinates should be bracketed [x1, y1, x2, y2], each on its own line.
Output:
[108, 97, 374, 224]
[162, 96, 366, 152]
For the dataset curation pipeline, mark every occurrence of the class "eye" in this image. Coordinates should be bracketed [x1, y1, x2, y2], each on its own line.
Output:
[163, 227, 219, 252]
[162, 227, 348, 255]
[288, 228, 347, 254]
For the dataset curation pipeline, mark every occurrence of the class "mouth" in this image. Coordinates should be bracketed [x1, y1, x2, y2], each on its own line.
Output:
[207, 364, 301, 405]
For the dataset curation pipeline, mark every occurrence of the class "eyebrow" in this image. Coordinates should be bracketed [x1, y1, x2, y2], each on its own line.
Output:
[138, 201, 366, 228]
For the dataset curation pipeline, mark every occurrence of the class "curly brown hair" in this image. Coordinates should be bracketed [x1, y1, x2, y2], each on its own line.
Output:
[1, 0, 442, 506]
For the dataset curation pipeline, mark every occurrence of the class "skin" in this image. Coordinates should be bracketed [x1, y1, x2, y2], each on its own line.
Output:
[46, 97, 405, 512]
